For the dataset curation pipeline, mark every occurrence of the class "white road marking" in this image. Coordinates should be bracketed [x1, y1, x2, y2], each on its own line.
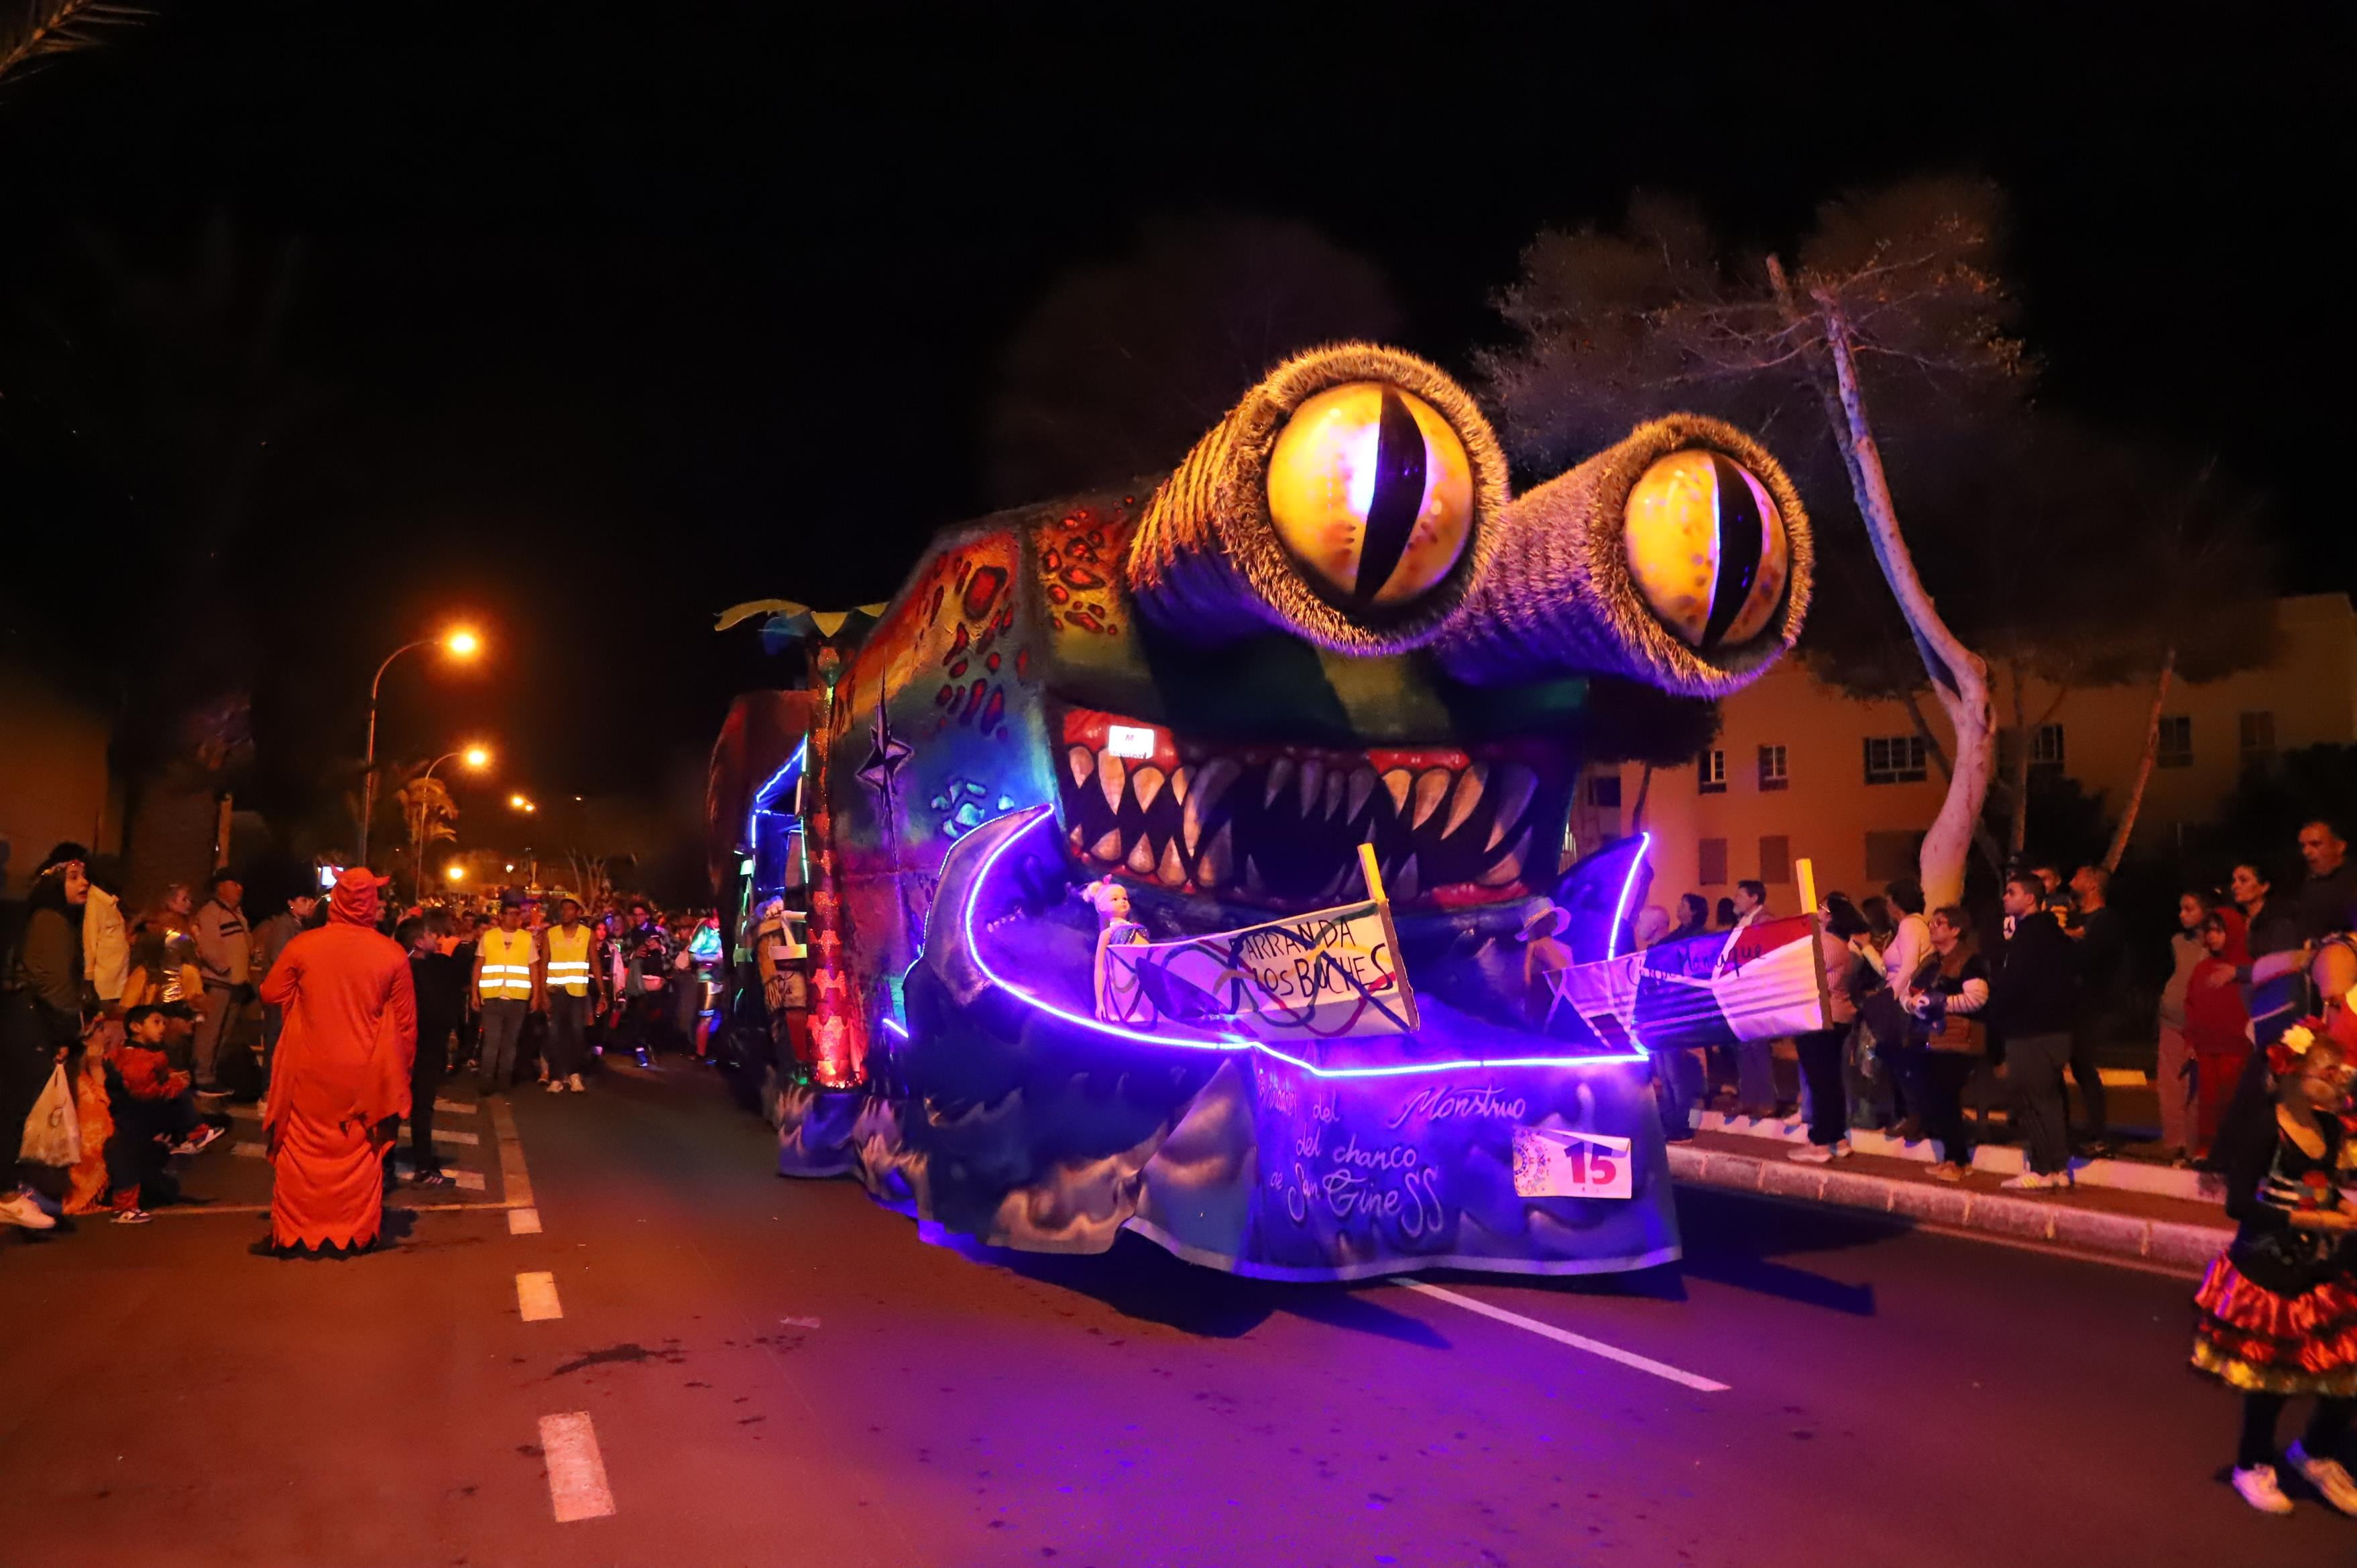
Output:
[487, 1093, 535, 1209]
[516, 1270, 563, 1321]
[508, 1206, 542, 1235]
[434, 1099, 478, 1115]
[233, 1141, 266, 1158]
[429, 1128, 481, 1146]
[538, 1411, 616, 1522]
[779, 1315, 821, 1329]
[390, 1156, 486, 1191]
[1399, 1281, 1731, 1393]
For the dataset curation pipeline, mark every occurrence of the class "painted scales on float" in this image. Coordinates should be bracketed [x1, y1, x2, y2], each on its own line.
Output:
[742, 343, 1827, 1280]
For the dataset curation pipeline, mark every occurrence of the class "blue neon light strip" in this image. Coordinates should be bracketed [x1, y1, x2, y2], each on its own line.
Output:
[956, 806, 1645, 1077]
[744, 737, 809, 851]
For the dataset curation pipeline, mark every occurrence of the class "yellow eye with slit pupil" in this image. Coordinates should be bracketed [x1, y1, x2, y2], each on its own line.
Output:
[1624, 448, 1790, 651]
[1267, 381, 1473, 609]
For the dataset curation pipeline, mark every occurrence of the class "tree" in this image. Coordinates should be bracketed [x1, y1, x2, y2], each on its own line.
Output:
[986, 213, 1403, 503]
[0, 1, 144, 84]
[1485, 178, 2038, 906]
[394, 770, 459, 900]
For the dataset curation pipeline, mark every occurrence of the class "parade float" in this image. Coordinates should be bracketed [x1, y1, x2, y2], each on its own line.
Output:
[709, 343, 1828, 1280]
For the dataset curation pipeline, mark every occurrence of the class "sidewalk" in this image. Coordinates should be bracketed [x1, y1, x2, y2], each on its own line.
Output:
[1669, 1122, 2233, 1273]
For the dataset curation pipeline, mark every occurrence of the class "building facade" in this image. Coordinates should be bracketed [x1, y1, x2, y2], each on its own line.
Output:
[1600, 595, 2357, 908]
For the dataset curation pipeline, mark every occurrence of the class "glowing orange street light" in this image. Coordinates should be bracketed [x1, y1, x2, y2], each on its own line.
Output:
[444, 627, 481, 658]
[359, 624, 488, 865]
[462, 744, 492, 770]
[445, 864, 467, 882]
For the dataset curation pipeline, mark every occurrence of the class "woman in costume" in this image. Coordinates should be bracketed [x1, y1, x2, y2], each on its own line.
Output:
[2192, 1019, 2357, 1515]
[257, 867, 416, 1255]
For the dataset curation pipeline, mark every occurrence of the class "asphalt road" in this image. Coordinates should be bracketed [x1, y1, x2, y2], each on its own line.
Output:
[0, 1059, 2344, 1568]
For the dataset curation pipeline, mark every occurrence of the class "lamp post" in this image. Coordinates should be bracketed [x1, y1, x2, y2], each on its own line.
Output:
[358, 627, 481, 867]
[408, 743, 492, 900]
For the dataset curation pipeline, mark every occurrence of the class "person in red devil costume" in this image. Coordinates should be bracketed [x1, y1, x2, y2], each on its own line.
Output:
[257, 867, 416, 1254]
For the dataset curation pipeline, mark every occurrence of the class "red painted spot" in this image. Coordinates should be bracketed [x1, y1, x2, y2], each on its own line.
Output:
[1047, 585, 1070, 605]
[965, 679, 988, 724]
[1068, 607, 1106, 634]
[947, 658, 968, 678]
[925, 585, 945, 623]
[935, 685, 953, 706]
[1041, 548, 1061, 572]
[948, 622, 970, 656]
[980, 688, 1005, 731]
[961, 564, 1009, 622]
[1015, 647, 1030, 678]
[1061, 565, 1103, 590]
[985, 652, 1000, 672]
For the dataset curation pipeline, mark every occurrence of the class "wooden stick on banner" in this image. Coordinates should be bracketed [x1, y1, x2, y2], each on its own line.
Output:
[1796, 855, 1818, 918]
[1357, 842, 1386, 905]
[1796, 855, 1833, 1026]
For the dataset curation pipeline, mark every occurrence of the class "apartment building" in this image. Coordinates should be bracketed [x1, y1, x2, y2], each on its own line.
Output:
[1590, 595, 2357, 906]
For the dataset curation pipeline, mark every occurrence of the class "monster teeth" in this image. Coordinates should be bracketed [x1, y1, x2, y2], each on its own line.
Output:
[1243, 855, 1267, 897]
[1159, 839, 1187, 887]
[1321, 773, 1344, 821]
[1478, 829, 1531, 887]
[1069, 745, 1096, 791]
[1410, 769, 1450, 831]
[1391, 854, 1420, 901]
[1263, 757, 1295, 810]
[1317, 865, 1349, 901]
[1486, 765, 1538, 851]
[1090, 828, 1123, 862]
[1297, 758, 1325, 817]
[1068, 824, 1085, 853]
[1127, 835, 1158, 876]
[1182, 757, 1239, 854]
[1171, 766, 1190, 805]
[1133, 765, 1167, 815]
[1441, 762, 1488, 840]
[1346, 767, 1377, 824]
[1197, 823, 1233, 886]
[1099, 753, 1127, 814]
[1381, 768, 1412, 817]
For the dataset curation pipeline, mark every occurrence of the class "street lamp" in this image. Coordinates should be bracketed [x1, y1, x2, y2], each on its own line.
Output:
[359, 625, 483, 865]
[408, 743, 494, 900]
[445, 864, 467, 883]
[510, 794, 536, 814]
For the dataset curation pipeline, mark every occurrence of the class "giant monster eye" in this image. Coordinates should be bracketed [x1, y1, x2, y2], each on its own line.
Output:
[1266, 381, 1473, 611]
[1623, 448, 1790, 650]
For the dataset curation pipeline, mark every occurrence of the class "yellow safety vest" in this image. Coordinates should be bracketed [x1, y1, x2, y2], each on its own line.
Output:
[479, 928, 536, 1000]
[545, 925, 593, 998]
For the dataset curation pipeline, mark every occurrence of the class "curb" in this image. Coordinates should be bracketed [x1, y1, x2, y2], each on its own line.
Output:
[1666, 1144, 2231, 1272]
[1688, 1110, 2227, 1205]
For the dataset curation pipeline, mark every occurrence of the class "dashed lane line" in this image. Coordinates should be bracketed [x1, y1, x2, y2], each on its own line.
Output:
[538, 1412, 616, 1522]
[508, 1207, 542, 1234]
[1398, 1281, 1732, 1393]
[487, 1093, 535, 1211]
[516, 1270, 563, 1321]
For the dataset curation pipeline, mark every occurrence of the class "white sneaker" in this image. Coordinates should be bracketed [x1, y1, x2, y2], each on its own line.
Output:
[2289, 1442, 2357, 1515]
[546, 1079, 567, 1094]
[0, 1191, 58, 1231]
[2233, 1463, 2297, 1515]
[566, 1074, 585, 1093]
[1787, 1144, 1836, 1164]
[2000, 1170, 2059, 1193]
[1831, 1138, 1854, 1158]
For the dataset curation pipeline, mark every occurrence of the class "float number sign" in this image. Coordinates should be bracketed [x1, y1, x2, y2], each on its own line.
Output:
[1510, 1127, 1633, 1200]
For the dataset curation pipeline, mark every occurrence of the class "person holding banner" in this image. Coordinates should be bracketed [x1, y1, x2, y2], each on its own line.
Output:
[1788, 896, 1870, 1164]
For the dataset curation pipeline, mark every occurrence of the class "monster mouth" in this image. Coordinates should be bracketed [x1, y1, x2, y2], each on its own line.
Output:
[1052, 705, 1572, 912]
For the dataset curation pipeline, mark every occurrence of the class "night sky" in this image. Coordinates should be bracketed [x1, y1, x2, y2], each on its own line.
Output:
[2, 3, 2342, 855]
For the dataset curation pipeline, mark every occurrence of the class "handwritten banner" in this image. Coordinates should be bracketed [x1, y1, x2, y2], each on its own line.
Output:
[1100, 898, 1420, 1042]
[1556, 914, 1829, 1052]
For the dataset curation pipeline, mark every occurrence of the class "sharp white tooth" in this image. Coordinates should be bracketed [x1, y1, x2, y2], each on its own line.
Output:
[1298, 758, 1325, 817]
[1346, 767, 1377, 823]
[1133, 766, 1167, 815]
[1321, 774, 1344, 821]
[1321, 865, 1350, 900]
[1198, 823, 1233, 886]
[1243, 855, 1267, 897]
[1442, 762, 1488, 840]
[1381, 768, 1412, 817]
[1485, 765, 1538, 851]
[1090, 828, 1123, 862]
[1068, 824, 1085, 853]
[1410, 769, 1450, 831]
[1068, 745, 1096, 791]
[1478, 829, 1531, 887]
[1263, 757, 1295, 810]
[1391, 855, 1420, 901]
[1128, 836, 1158, 876]
[1099, 753, 1127, 813]
[1184, 757, 1239, 853]
[1159, 839, 1186, 887]
[1171, 766, 1190, 805]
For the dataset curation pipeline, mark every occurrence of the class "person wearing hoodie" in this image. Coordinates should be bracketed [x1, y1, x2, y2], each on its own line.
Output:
[1991, 873, 2079, 1191]
[80, 855, 129, 1010]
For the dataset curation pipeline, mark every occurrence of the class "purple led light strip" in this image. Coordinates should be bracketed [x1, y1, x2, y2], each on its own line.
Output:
[956, 806, 1645, 1077]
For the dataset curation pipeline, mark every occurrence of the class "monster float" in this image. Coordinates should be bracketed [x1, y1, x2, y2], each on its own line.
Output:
[715, 343, 1823, 1281]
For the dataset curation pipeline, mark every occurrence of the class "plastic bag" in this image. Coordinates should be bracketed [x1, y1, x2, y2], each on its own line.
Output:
[18, 1062, 80, 1166]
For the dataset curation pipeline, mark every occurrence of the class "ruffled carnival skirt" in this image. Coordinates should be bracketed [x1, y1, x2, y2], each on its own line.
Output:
[2191, 1254, 2357, 1396]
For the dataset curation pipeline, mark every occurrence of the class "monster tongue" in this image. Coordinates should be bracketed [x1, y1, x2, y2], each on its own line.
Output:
[1352, 387, 1428, 609]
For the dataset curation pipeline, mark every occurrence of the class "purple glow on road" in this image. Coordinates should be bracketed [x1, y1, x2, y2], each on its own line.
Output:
[954, 806, 1645, 1076]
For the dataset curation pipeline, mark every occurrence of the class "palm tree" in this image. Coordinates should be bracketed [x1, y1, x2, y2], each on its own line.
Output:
[0, 2, 148, 84]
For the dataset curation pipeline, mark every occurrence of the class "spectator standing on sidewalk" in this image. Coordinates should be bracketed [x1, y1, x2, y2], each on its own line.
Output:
[1992, 872, 2079, 1191]
[2233, 861, 2307, 1049]
[191, 870, 253, 1093]
[1901, 905, 1990, 1181]
[253, 891, 319, 1091]
[0, 855, 89, 1233]
[1788, 894, 1867, 1164]
[2065, 865, 2122, 1156]
[1723, 881, 1780, 1118]
[398, 914, 459, 1186]
[2296, 819, 2357, 940]
[2185, 910, 2252, 1162]
[471, 893, 540, 1094]
[81, 856, 129, 1010]
[2191, 1024, 2357, 1517]
[2154, 890, 2214, 1164]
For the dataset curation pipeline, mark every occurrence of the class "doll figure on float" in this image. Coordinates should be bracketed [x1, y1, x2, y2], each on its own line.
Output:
[1082, 878, 1149, 1022]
